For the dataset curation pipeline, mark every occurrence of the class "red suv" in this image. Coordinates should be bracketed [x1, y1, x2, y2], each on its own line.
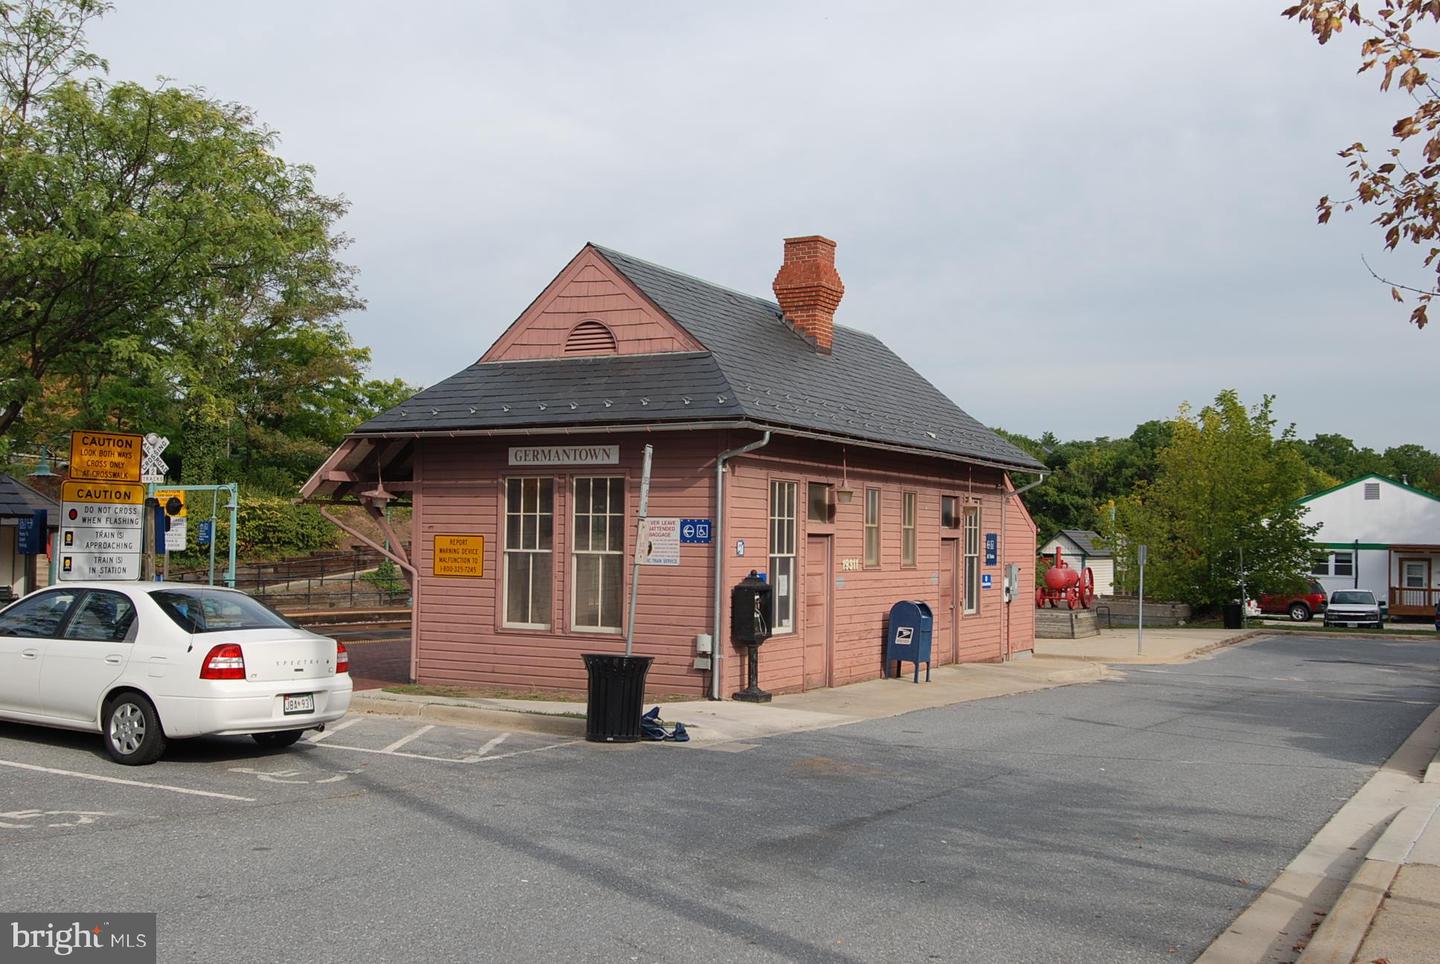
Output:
[1258, 579, 1329, 622]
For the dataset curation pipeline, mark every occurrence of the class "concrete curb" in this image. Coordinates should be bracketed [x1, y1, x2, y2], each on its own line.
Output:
[1199, 705, 1440, 964]
[1294, 858, 1401, 964]
[1294, 752, 1440, 963]
[1253, 626, 1440, 641]
[350, 692, 586, 738]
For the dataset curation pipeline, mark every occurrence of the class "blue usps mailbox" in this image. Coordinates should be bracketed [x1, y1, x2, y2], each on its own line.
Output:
[885, 600, 933, 683]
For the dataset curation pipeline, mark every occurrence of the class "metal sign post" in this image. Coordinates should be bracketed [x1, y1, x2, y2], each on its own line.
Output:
[1137, 543, 1148, 656]
[623, 444, 654, 657]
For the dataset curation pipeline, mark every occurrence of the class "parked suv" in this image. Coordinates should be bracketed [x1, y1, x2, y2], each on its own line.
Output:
[1258, 579, 1329, 622]
[1323, 589, 1384, 629]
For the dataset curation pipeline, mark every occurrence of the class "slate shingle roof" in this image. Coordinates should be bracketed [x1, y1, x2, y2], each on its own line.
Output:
[1055, 529, 1111, 557]
[0, 474, 58, 519]
[355, 244, 1043, 472]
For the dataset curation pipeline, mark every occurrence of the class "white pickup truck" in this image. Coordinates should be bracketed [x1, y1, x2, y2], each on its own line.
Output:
[1322, 589, 1385, 629]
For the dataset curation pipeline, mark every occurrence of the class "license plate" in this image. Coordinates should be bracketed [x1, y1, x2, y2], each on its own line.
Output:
[282, 693, 315, 715]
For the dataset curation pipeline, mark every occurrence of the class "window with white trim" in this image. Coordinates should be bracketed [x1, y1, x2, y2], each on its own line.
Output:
[503, 478, 553, 628]
[901, 492, 917, 568]
[572, 477, 625, 632]
[864, 488, 881, 567]
[963, 506, 980, 614]
[1311, 550, 1356, 577]
[769, 480, 797, 633]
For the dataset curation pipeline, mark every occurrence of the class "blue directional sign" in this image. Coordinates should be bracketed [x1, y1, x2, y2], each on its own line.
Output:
[197, 519, 214, 547]
[984, 532, 998, 566]
[16, 509, 46, 555]
[679, 519, 713, 544]
[981, 573, 993, 590]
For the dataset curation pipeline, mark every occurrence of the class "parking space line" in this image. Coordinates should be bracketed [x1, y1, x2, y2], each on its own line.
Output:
[0, 759, 256, 802]
[310, 737, 580, 765]
[470, 733, 509, 760]
[379, 725, 435, 754]
[306, 742, 468, 763]
[306, 718, 361, 744]
[465, 740, 580, 763]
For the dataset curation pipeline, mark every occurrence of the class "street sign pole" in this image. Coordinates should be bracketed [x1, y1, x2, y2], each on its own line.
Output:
[141, 498, 159, 581]
[1137, 543, 1148, 656]
[623, 444, 654, 658]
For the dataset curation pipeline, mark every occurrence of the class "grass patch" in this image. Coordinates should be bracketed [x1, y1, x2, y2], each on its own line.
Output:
[381, 684, 703, 703]
[381, 683, 585, 702]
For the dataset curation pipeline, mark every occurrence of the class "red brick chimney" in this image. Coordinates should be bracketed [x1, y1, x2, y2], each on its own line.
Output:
[772, 235, 844, 354]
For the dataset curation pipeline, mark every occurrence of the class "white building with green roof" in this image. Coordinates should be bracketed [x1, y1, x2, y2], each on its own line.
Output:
[1296, 473, 1440, 618]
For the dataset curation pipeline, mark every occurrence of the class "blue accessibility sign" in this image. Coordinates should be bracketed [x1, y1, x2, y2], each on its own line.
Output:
[679, 519, 713, 544]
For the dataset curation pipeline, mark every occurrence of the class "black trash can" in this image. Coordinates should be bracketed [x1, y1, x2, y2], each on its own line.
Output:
[581, 654, 653, 743]
[1222, 603, 1244, 630]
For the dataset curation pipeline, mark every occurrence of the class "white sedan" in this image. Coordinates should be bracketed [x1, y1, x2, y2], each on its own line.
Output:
[0, 581, 352, 765]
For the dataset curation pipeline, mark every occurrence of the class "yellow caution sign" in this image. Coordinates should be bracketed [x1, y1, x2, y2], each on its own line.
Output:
[60, 480, 146, 506]
[433, 534, 484, 577]
[69, 430, 143, 482]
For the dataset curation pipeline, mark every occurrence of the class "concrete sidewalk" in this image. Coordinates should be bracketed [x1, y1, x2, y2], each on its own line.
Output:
[349, 627, 1254, 746]
[1036, 627, 1260, 664]
[1297, 737, 1440, 964]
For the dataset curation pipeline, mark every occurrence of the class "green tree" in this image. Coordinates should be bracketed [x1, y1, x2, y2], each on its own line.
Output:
[1115, 391, 1319, 609]
[0, 0, 368, 452]
[1382, 443, 1440, 493]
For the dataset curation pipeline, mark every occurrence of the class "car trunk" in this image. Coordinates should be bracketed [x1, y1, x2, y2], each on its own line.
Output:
[228, 629, 338, 682]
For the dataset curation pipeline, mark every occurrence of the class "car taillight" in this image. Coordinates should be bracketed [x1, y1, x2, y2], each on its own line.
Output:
[200, 643, 246, 680]
[336, 641, 349, 675]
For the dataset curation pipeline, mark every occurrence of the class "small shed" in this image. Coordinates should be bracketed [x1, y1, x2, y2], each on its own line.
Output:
[1039, 529, 1115, 596]
[0, 474, 59, 601]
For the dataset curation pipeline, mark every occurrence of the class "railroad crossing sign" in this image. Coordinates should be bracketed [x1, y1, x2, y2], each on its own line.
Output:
[141, 432, 169, 484]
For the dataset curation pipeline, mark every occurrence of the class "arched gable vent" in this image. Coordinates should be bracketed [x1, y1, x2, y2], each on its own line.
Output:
[564, 319, 618, 355]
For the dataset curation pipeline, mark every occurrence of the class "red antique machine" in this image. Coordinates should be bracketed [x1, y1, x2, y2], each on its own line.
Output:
[1035, 546, 1096, 610]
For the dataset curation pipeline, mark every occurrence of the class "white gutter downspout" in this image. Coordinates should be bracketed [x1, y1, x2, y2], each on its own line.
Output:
[1001, 471, 1047, 662]
[710, 431, 771, 700]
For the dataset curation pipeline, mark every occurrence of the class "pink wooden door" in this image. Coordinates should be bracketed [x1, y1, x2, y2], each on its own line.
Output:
[938, 539, 958, 664]
[804, 535, 832, 689]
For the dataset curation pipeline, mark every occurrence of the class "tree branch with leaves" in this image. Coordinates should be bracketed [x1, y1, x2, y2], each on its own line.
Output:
[1285, 1, 1440, 328]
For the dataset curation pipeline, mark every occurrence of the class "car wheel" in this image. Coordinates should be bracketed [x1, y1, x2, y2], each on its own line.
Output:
[252, 730, 305, 749]
[102, 693, 166, 766]
[1288, 603, 1311, 622]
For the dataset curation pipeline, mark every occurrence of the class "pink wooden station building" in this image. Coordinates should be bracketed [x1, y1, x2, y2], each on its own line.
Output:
[302, 236, 1045, 699]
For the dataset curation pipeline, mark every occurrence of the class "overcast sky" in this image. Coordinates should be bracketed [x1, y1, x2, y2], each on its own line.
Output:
[89, 1, 1438, 450]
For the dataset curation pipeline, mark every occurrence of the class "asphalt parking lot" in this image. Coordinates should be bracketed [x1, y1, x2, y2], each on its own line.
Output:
[3, 635, 1439, 963]
[0, 714, 583, 836]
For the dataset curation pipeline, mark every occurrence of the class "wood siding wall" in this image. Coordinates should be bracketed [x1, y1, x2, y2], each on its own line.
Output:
[482, 249, 703, 362]
[409, 430, 1037, 699]
[413, 432, 719, 696]
[719, 437, 1035, 696]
